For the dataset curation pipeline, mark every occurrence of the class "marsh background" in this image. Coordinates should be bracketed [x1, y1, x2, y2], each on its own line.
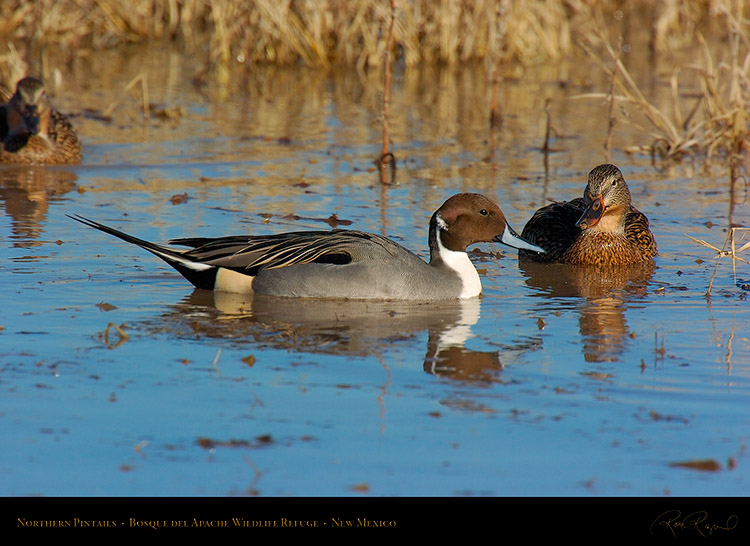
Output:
[1, 0, 749, 497]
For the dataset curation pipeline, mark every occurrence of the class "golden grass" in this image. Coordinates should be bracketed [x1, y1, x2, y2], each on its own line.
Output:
[1, 0, 588, 96]
[1, 1, 742, 81]
[1, 0, 747, 167]
[0, 0, 704, 69]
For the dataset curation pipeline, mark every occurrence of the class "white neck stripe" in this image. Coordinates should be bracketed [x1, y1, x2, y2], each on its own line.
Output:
[435, 213, 448, 231]
[436, 232, 481, 298]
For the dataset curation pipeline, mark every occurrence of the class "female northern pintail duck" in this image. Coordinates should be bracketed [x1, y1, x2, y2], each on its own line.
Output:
[519, 164, 657, 266]
[1, 77, 82, 165]
[70, 193, 544, 300]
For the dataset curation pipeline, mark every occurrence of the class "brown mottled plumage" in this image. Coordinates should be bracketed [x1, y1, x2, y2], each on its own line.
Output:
[0, 77, 82, 165]
[519, 164, 657, 266]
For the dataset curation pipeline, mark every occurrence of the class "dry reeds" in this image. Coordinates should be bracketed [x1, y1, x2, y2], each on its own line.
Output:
[685, 156, 750, 297]
[2, 0, 746, 168]
[687, 227, 750, 296]
[0, 0, 579, 71]
[579, 29, 704, 161]
[577, 0, 750, 166]
[377, 0, 397, 185]
[102, 72, 150, 119]
[2, 1, 741, 73]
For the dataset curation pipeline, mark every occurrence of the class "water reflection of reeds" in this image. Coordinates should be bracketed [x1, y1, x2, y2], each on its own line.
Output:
[3, 1, 747, 168]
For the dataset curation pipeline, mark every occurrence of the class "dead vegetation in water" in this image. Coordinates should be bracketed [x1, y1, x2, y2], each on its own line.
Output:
[669, 458, 723, 472]
[687, 226, 750, 296]
[577, 0, 750, 166]
[1, 1, 747, 168]
[98, 322, 129, 349]
[377, 0, 397, 185]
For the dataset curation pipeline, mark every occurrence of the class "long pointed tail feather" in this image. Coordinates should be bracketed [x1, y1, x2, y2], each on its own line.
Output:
[67, 214, 217, 289]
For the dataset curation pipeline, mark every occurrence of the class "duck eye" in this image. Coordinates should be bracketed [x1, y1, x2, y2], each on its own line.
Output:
[479, 209, 489, 216]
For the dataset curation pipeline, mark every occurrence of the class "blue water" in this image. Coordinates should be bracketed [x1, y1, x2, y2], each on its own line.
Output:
[1, 59, 749, 497]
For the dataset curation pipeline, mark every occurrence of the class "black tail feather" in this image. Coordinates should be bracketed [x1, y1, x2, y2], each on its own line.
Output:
[68, 214, 180, 257]
[67, 214, 218, 290]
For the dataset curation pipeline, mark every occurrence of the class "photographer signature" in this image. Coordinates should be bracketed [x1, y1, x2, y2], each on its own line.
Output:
[650, 510, 738, 537]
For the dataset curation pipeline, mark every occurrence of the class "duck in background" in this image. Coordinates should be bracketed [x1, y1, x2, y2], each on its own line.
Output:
[1, 77, 82, 165]
[519, 164, 657, 266]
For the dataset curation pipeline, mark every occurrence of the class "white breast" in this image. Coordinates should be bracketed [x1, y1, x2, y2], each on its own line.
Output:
[435, 233, 482, 298]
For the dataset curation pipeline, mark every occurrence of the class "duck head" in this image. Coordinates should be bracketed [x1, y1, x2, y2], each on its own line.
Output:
[432, 193, 544, 254]
[7, 77, 50, 137]
[576, 164, 632, 232]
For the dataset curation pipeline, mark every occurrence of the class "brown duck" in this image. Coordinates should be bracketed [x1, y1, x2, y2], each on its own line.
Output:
[519, 164, 657, 266]
[1, 77, 82, 165]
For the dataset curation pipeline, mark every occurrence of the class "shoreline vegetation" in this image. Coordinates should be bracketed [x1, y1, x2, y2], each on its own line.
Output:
[1, 0, 748, 166]
[0, 0, 742, 67]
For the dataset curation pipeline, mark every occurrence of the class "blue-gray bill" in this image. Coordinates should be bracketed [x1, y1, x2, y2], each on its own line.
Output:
[498, 223, 545, 254]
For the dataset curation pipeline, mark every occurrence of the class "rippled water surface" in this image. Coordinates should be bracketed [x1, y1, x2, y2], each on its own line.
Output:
[2, 48, 749, 497]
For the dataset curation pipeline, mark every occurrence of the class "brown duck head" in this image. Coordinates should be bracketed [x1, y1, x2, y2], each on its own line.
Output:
[6, 77, 50, 137]
[576, 164, 632, 232]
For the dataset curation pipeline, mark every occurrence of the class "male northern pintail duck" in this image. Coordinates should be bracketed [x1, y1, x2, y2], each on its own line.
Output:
[519, 164, 657, 266]
[70, 193, 544, 300]
[1, 77, 82, 165]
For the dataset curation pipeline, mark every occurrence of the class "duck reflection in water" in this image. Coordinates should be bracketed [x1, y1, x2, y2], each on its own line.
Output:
[519, 260, 655, 363]
[147, 291, 540, 384]
[0, 167, 78, 248]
